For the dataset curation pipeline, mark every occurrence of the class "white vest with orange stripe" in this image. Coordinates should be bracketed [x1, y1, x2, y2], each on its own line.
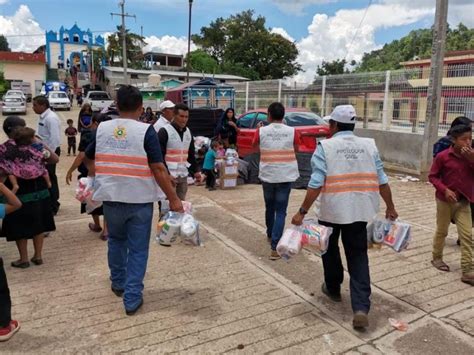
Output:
[259, 123, 299, 183]
[93, 118, 165, 203]
[164, 124, 192, 178]
[319, 134, 380, 224]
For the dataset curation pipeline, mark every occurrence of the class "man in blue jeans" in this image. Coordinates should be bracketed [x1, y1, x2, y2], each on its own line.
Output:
[254, 102, 299, 260]
[85, 86, 183, 315]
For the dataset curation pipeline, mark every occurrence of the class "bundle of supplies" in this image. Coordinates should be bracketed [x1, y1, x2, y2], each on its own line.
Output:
[75, 177, 102, 213]
[156, 201, 201, 246]
[276, 222, 333, 260]
[367, 217, 411, 252]
[219, 148, 239, 189]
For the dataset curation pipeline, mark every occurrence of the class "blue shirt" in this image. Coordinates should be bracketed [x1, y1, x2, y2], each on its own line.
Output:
[0, 204, 5, 219]
[203, 149, 217, 170]
[308, 131, 389, 189]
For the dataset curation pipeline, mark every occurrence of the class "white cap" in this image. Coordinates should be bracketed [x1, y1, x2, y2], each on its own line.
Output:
[328, 105, 357, 124]
[159, 100, 175, 111]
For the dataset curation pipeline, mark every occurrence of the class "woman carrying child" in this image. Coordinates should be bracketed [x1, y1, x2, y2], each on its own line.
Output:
[0, 116, 58, 268]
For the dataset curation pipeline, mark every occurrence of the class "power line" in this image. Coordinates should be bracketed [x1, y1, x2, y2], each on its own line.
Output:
[0, 30, 114, 38]
[344, 0, 372, 61]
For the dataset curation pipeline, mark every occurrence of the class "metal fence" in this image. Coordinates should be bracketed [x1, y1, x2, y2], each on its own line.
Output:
[233, 63, 474, 135]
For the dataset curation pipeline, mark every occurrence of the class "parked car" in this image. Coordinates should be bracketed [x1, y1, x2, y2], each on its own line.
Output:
[1, 96, 27, 115]
[47, 91, 71, 110]
[236, 108, 329, 188]
[4, 90, 27, 102]
[236, 108, 329, 157]
[84, 91, 114, 112]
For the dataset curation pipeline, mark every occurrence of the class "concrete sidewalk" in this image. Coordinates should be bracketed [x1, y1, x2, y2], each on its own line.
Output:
[1, 175, 473, 353]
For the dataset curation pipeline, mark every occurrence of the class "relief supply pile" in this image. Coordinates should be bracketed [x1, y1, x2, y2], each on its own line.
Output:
[219, 148, 239, 189]
[156, 201, 201, 246]
[75, 177, 102, 213]
[367, 217, 411, 252]
[276, 222, 333, 260]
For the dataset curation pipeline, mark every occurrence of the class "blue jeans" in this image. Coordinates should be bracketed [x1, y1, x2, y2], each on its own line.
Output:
[103, 201, 153, 311]
[262, 182, 292, 250]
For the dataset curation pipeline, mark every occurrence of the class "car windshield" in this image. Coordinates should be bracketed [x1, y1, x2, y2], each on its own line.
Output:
[50, 92, 67, 98]
[5, 97, 22, 103]
[89, 93, 110, 100]
[7, 91, 23, 96]
[284, 112, 326, 127]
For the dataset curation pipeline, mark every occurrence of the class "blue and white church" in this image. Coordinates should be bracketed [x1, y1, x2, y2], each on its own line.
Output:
[45, 24, 106, 71]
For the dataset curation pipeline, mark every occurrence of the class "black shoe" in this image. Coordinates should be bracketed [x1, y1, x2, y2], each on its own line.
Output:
[125, 299, 143, 316]
[111, 286, 124, 297]
[321, 283, 342, 302]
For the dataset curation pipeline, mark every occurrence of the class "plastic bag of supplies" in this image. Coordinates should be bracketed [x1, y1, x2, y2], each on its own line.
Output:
[367, 217, 411, 252]
[300, 222, 333, 256]
[276, 226, 303, 260]
[156, 201, 201, 246]
[75, 177, 102, 214]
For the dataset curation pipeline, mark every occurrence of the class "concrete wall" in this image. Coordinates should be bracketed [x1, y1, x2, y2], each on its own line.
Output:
[355, 128, 424, 174]
[4, 62, 46, 96]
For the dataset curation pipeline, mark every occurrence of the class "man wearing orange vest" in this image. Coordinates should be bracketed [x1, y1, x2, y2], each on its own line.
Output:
[255, 102, 299, 260]
[85, 85, 183, 316]
[291, 105, 398, 331]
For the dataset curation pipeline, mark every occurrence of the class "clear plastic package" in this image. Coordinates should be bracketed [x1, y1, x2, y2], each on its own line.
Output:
[277, 227, 303, 260]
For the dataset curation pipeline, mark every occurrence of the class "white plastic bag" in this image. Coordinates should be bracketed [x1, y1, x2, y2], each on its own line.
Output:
[301, 222, 333, 256]
[277, 227, 303, 260]
[368, 217, 411, 252]
[157, 212, 182, 246]
[75, 177, 102, 214]
[180, 213, 201, 246]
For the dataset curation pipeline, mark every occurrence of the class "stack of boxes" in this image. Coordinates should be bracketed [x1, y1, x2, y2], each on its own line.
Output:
[219, 160, 239, 189]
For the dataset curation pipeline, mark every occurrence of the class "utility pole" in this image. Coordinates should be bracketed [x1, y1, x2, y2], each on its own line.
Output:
[186, 0, 193, 82]
[111, 0, 136, 85]
[420, 0, 448, 180]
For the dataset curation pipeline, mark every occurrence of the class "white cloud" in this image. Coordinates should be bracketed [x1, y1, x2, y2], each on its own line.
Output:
[270, 27, 295, 42]
[271, 0, 337, 15]
[143, 35, 196, 55]
[0, 5, 45, 52]
[0, 0, 9, 4]
[292, 2, 436, 82]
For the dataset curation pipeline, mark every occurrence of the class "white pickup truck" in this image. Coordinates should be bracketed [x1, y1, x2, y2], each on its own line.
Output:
[84, 91, 114, 112]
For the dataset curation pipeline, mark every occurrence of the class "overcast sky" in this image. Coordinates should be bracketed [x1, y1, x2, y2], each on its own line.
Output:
[0, 0, 472, 82]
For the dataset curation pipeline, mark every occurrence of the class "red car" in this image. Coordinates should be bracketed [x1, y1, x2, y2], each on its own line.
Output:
[236, 108, 329, 157]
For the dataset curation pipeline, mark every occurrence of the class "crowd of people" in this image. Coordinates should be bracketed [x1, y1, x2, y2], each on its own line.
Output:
[0, 84, 472, 341]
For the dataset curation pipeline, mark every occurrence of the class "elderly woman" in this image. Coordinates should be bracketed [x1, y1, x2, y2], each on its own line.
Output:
[0, 116, 58, 268]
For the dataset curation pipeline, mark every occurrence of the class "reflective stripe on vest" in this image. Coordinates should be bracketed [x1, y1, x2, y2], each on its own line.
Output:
[260, 149, 297, 163]
[322, 173, 379, 194]
[93, 119, 164, 203]
[164, 125, 192, 178]
[258, 123, 299, 183]
[318, 134, 380, 224]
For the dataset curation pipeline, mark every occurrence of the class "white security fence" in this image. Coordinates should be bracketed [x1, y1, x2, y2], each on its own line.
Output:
[234, 64, 474, 135]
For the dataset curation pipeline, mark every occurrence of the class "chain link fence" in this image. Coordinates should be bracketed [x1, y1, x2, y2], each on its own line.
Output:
[234, 63, 474, 135]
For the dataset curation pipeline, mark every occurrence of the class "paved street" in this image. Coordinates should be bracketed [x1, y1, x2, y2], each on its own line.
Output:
[0, 106, 473, 353]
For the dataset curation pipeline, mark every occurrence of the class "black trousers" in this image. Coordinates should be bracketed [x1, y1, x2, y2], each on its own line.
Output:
[46, 147, 61, 214]
[67, 139, 76, 155]
[0, 258, 12, 328]
[319, 220, 371, 313]
[203, 169, 216, 188]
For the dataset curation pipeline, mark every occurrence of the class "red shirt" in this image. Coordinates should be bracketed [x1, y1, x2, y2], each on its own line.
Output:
[429, 146, 474, 203]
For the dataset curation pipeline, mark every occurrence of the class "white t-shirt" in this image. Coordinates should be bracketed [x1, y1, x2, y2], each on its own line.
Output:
[37, 108, 61, 150]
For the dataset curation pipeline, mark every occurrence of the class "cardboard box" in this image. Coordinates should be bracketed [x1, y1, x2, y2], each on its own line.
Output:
[220, 161, 239, 176]
[220, 177, 237, 189]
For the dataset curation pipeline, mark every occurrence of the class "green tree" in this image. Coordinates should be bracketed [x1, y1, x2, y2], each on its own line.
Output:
[0, 35, 11, 52]
[192, 10, 301, 79]
[316, 59, 347, 76]
[355, 23, 474, 72]
[188, 49, 220, 73]
[106, 26, 146, 69]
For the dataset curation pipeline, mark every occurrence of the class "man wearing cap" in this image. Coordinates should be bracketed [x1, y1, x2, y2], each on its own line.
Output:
[154, 100, 175, 132]
[291, 104, 398, 331]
